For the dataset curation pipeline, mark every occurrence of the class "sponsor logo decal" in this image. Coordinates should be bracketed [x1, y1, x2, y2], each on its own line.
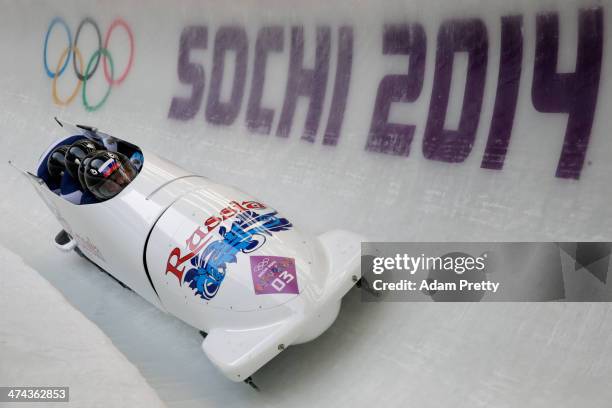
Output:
[74, 233, 105, 262]
[250, 256, 299, 295]
[166, 200, 293, 300]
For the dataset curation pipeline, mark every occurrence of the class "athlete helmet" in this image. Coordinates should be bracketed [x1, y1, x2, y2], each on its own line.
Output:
[77, 152, 97, 191]
[47, 145, 69, 180]
[84, 151, 137, 200]
[64, 139, 103, 180]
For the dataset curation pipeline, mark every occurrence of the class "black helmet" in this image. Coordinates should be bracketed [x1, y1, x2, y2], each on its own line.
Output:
[84, 151, 137, 200]
[77, 152, 97, 191]
[47, 145, 69, 181]
[64, 139, 103, 180]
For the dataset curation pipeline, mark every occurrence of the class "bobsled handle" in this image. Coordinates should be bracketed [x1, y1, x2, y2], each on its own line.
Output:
[54, 230, 77, 252]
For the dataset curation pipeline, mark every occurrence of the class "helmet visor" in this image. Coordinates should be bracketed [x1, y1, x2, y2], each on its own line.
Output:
[85, 153, 137, 200]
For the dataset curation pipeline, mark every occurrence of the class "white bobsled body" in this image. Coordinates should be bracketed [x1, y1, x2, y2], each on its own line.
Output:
[29, 121, 362, 381]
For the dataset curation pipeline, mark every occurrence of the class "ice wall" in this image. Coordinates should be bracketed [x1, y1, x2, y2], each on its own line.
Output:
[2, 2, 612, 407]
[1, 0, 611, 243]
[0, 245, 166, 407]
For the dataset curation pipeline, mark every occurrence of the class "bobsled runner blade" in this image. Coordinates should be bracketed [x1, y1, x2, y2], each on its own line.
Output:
[243, 376, 260, 391]
[356, 277, 380, 297]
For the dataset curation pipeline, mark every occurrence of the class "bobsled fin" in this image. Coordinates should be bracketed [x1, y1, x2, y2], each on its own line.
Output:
[202, 319, 300, 382]
[317, 230, 364, 301]
[8, 160, 43, 184]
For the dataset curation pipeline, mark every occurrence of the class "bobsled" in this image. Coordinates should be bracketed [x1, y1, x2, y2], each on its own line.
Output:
[22, 119, 363, 383]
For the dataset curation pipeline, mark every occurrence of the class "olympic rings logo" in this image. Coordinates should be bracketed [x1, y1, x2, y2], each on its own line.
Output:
[43, 17, 134, 111]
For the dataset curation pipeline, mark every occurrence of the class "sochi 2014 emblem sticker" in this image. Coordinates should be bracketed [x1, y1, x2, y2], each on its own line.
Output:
[250, 256, 299, 295]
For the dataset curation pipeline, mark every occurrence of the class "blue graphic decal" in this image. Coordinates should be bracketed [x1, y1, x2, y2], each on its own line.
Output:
[183, 210, 292, 299]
